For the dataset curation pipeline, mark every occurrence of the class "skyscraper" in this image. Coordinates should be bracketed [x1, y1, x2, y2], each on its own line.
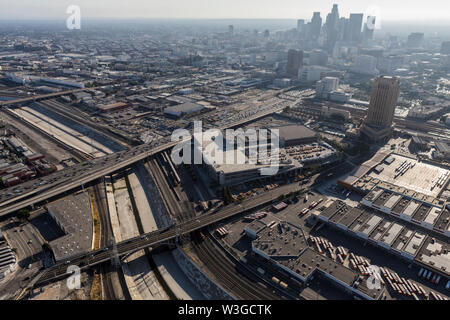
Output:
[325, 4, 340, 50]
[297, 19, 305, 32]
[361, 76, 400, 141]
[228, 25, 234, 36]
[348, 14, 363, 42]
[309, 12, 322, 40]
[363, 16, 376, 42]
[407, 33, 424, 48]
[286, 49, 304, 77]
[309, 49, 328, 66]
[441, 41, 450, 54]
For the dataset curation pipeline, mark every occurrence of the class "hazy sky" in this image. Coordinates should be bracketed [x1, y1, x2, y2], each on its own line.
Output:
[0, 0, 449, 22]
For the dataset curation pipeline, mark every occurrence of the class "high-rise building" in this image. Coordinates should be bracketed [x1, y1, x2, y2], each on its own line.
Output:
[228, 25, 234, 35]
[348, 13, 363, 42]
[407, 33, 424, 48]
[286, 49, 304, 77]
[309, 49, 328, 66]
[363, 16, 376, 42]
[325, 4, 340, 50]
[309, 12, 322, 40]
[441, 41, 450, 54]
[297, 19, 305, 32]
[361, 76, 400, 141]
[339, 18, 350, 41]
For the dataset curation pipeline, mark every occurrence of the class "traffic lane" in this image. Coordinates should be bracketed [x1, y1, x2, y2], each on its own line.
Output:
[43, 228, 178, 274]
[0, 106, 284, 213]
[39, 177, 304, 279]
[0, 143, 177, 214]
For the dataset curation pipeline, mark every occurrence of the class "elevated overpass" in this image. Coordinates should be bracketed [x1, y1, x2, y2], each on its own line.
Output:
[0, 86, 109, 107]
[0, 104, 286, 217]
[36, 182, 305, 286]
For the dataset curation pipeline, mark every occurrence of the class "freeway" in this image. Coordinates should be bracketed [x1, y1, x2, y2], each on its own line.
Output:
[0, 86, 111, 107]
[36, 181, 305, 286]
[0, 103, 287, 217]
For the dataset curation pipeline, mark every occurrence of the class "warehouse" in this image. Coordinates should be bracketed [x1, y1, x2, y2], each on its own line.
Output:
[45, 192, 94, 262]
[275, 125, 318, 147]
[316, 200, 449, 279]
[164, 102, 205, 118]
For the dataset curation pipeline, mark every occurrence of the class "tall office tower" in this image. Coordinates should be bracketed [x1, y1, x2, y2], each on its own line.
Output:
[348, 13, 363, 42]
[297, 19, 305, 32]
[228, 25, 234, 35]
[363, 16, 376, 41]
[325, 4, 340, 50]
[407, 32, 424, 48]
[286, 49, 304, 77]
[361, 76, 400, 141]
[339, 17, 350, 41]
[309, 12, 322, 40]
[309, 49, 328, 66]
[441, 41, 450, 54]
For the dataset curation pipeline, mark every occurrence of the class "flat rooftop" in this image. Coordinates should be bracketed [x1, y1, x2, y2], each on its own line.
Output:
[334, 207, 363, 228]
[354, 214, 383, 237]
[367, 154, 450, 198]
[416, 237, 450, 277]
[318, 200, 346, 220]
[403, 231, 427, 257]
[433, 206, 450, 233]
[369, 219, 394, 242]
[275, 125, 318, 142]
[280, 247, 357, 287]
[380, 222, 404, 247]
[252, 221, 308, 258]
[46, 192, 93, 261]
[391, 228, 415, 252]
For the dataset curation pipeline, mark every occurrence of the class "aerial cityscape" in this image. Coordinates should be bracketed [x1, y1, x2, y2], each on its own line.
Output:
[0, 0, 449, 308]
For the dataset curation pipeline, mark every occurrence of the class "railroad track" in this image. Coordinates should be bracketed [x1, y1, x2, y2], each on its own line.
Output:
[6, 106, 119, 299]
[191, 233, 281, 300]
[93, 182, 116, 300]
[38, 100, 131, 148]
[148, 153, 282, 300]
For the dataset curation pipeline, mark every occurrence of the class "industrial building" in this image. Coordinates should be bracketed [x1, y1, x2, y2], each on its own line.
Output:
[249, 219, 385, 300]
[339, 151, 450, 203]
[316, 200, 450, 280]
[276, 125, 318, 147]
[195, 126, 337, 186]
[164, 102, 205, 118]
[45, 192, 94, 262]
[434, 141, 450, 160]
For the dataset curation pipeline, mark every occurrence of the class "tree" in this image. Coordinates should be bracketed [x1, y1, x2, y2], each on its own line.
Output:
[42, 242, 51, 251]
[16, 209, 30, 221]
[222, 187, 234, 205]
